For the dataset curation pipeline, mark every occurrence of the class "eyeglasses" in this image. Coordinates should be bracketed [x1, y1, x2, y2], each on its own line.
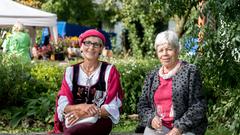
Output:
[83, 41, 102, 48]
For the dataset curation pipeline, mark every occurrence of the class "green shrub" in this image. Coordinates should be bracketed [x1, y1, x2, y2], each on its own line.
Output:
[0, 54, 66, 107]
[109, 57, 159, 114]
[208, 88, 240, 135]
[30, 61, 65, 93]
[0, 54, 33, 106]
[9, 92, 56, 128]
[0, 56, 239, 134]
[0, 56, 66, 128]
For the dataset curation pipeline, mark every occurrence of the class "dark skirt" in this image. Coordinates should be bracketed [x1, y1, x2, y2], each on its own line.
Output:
[63, 118, 113, 135]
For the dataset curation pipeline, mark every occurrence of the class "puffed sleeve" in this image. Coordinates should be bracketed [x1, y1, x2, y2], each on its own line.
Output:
[103, 65, 123, 124]
[57, 66, 74, 121]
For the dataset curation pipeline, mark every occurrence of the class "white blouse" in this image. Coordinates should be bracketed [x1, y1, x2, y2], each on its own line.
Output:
[57, 63, 122, 125]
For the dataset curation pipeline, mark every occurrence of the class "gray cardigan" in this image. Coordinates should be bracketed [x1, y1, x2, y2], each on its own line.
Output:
[137, 62, 208, 135]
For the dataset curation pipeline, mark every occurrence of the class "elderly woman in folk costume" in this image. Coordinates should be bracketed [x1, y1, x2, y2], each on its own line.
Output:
[52, 29, 124, 135]
[137, 30, 207, 135]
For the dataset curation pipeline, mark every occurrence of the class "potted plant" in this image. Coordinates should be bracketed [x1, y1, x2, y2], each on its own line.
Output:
[51, 37, 67, 61]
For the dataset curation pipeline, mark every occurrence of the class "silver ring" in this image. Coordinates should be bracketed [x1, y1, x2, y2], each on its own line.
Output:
[70, 115, 74, 118]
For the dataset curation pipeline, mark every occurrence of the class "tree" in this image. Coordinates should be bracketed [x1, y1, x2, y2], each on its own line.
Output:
[16, 0, 43, 8]
[107, 0, 240, 132]
[197, 0, 240, 88]
[41, 0, 98, 27]
[106, 0, 198, 57]
[184, 1, 240, 133]
[17, 0, 115, 29]
[95, 0, 119, 29]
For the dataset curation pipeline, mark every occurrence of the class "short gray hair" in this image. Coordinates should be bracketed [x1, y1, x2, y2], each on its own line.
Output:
[12, 22, 24, 32]
[154, 30, 180, 51]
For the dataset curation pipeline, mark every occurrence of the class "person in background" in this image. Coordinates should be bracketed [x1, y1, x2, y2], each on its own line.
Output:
[52, 29, 124, 135]
[137, 30, 207, 135]
[2, 22, 31, 63]
[96, 29, 113, 59]
[31, 43, 39, 60]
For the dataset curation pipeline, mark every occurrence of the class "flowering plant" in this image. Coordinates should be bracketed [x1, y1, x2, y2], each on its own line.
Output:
[64, 36, 79, 48]
[51, 36, 79, 54]
[54, 38, 64, 53]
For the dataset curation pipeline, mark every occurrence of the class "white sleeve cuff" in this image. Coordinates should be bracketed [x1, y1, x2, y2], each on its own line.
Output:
[102, 97, 122, 124]
[57, 96, 69, 121]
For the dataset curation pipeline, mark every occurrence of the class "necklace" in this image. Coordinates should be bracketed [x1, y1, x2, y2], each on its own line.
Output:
[159, 61, 182, 79]
[81, 62, 100, 76]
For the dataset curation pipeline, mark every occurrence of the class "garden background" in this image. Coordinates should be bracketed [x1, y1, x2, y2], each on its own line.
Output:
[0, 0, 240, 134]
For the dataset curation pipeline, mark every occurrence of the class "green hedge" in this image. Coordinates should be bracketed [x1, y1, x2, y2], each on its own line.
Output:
[1, 54, 239, 134]
[110, 57, 159, 114]
[0, 54, 65, 107]
[0, 55, 159, 129]
[0, 54, 33, 106]
[0, 55, 159, 113]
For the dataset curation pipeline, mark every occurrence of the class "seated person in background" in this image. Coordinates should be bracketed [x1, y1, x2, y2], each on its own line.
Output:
[31, 44, 39, 60]
[40, 44, 52, 60]
[137, 30, 207, 135]
[101, 31, 113, 59]
[31, 44, 53, 60]
[52, 29, 124, 135]
[102, 48, 113, 58]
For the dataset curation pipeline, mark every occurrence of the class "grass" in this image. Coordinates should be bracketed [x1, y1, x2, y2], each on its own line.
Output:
[0, 116, 233, 135]
[112, 119, 138, 133]
[112, 117, 233, 135]
[205, 126, 232, 135]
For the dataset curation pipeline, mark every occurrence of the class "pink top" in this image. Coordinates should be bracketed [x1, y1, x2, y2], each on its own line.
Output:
[154, 77, 174, 129]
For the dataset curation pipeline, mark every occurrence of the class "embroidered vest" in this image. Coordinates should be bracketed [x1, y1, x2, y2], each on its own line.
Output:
[72, 62, 108, 105]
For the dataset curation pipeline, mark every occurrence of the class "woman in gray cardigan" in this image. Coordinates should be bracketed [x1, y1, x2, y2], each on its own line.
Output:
[137, 30, 207, 135]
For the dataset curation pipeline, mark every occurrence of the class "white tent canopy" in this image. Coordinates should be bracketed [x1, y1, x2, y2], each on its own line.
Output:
[0, 0, 58, 44]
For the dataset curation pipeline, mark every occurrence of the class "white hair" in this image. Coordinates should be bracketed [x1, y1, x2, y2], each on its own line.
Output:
[154, 30, 180, 51]
[12, 22, 24, 32]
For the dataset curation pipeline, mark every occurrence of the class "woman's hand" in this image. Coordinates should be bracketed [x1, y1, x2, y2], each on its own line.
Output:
[64, 104, 99, 126]
[65, 103, 99, 117]
[79, 103, 99, 116]
[151, 116, 162, 130]
[65, 111, 81, 126]
[166, 127, 182, 135]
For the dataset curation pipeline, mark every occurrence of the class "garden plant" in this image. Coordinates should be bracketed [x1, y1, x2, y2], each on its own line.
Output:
[0, 0, 240, 134]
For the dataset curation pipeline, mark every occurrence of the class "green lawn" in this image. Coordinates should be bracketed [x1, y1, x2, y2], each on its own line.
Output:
[0, 118, 232, 135]
[112, 118, 232, 135]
